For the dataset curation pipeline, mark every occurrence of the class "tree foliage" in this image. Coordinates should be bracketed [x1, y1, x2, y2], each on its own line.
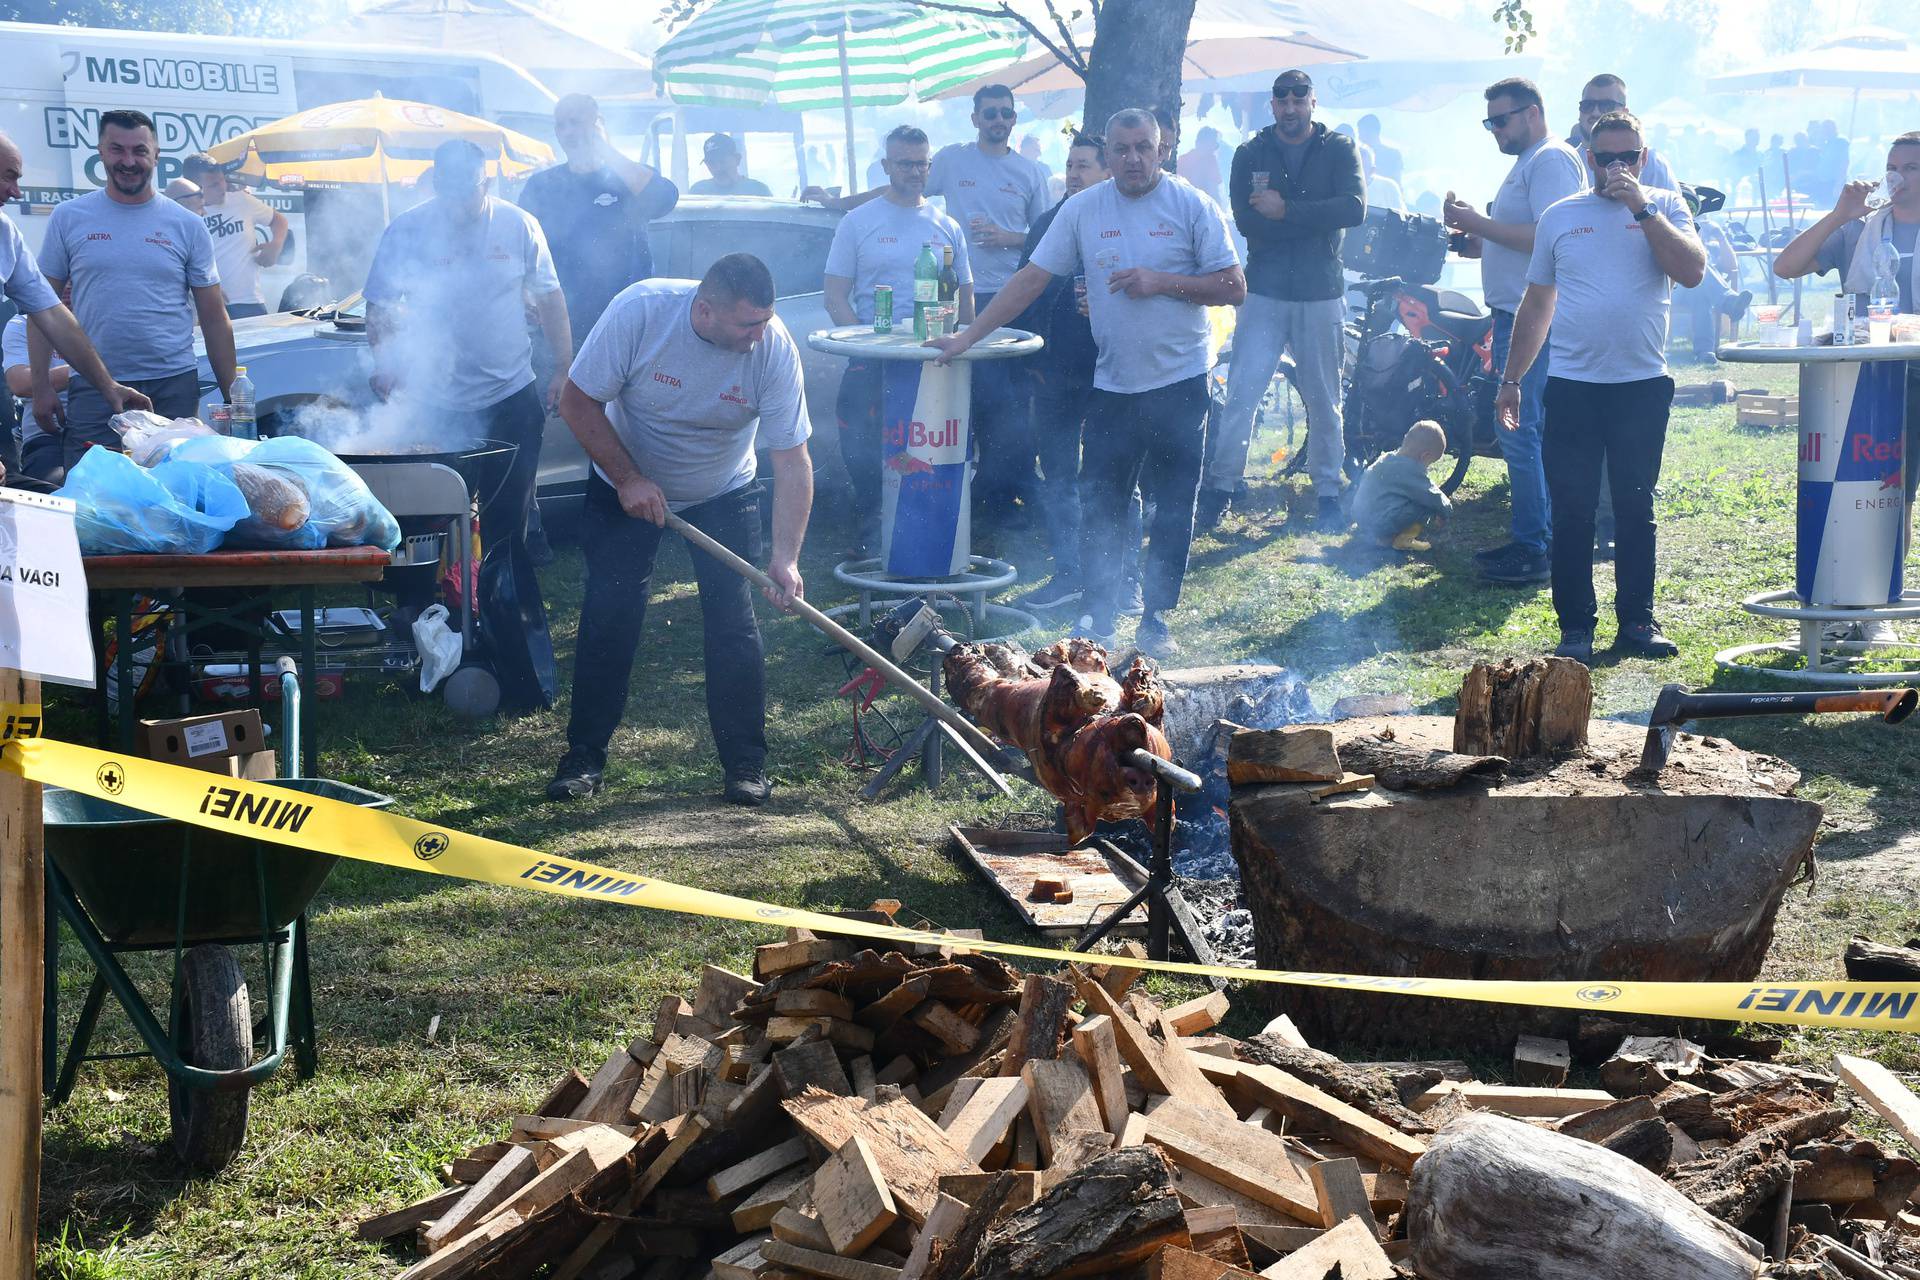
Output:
[1, 0, 344, 37]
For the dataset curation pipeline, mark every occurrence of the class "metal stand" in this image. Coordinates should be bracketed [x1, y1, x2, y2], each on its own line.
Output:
[1074, 751, 1226, 990]
[858, 661, 1014, 801]
[1715, 589, 1920, 686]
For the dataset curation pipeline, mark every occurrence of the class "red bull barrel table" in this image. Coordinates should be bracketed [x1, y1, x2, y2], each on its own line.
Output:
[1716, 339, 1920, 684]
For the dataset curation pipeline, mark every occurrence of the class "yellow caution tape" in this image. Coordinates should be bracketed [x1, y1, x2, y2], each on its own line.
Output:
[10, 736, 1917, 1034]
[0, 703, 43, 741]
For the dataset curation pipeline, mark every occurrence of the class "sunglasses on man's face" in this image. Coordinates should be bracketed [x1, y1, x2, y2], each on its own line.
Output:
[1593, 148, 1642, 168]
[1580, 97, 1625, 114]
[1482, 107, 1528, 131]
[978, 106, 1016, 121]
[1273, 85, 1312, 100]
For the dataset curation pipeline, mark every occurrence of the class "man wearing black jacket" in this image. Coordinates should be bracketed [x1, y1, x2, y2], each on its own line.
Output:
[1203, 69, 1365, 526]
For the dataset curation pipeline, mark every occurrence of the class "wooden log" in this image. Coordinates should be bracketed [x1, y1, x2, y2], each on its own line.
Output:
[1599, 1117, 1675, 1173]
[1513, 1036, 1571, 1087]
[1413, 1082, 1612, 1119]
[816, 1134, 899, 1257]
[1452, 656, 1591, 760]
[1164, 991, 1231, 1037]
[1237, 1038, 1432, 1133]
[1842, 938, 1920, 982]
[1331, 734, 1508, 791]
[1227, 727, 1342, 785]
[968, 1146, 1191, 1280]
[1405, 1113, 1763, 1280]
[1000, 975, 1075, 1075]
[1259, 1217, 1395, 1279]
[1070, 1016, 1131, 1137]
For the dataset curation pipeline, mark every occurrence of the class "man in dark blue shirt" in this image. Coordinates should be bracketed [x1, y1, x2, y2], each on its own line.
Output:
[518, 94, 679, 339]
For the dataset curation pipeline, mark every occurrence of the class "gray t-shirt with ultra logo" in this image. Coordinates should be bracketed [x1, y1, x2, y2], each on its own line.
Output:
[1527, 188, 1695, 383]
[926, 142, 1051, 295]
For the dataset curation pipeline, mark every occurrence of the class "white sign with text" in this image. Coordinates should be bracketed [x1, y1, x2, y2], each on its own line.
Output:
[0, 489, 96, 688]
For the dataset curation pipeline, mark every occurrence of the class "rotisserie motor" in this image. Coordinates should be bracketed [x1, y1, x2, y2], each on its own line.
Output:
[943, 638, 1174, 842]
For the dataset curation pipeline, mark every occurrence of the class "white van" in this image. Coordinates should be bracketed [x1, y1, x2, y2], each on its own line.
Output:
[0, 21, 557, 305]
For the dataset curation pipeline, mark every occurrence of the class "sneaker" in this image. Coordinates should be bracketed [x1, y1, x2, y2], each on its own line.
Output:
[1482, 551, 1551, 584]
[1858, 619, 1900, 646]
[1073, 613, 1117, 649]
[1594, 536, 1616, 562]
[1615, 621, 1679, 658]
[1194, 487, 1233, 533]
[1473, 541, 1525, 567]
[723, 770, 773, 807]
[1314, 495, 1345, 525]
[1016, 578, 1083, 612]
[1554, 629, 1595, 664]
[545, 746, 604, 801]
[1119, 579, 1145, 618]
[1135, 612, 1180, 658]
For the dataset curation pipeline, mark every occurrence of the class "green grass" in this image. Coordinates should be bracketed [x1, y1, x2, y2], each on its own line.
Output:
[33, 355, 1920, 1276]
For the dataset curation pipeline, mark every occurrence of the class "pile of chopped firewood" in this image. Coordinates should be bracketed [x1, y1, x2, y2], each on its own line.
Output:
[357, 922, 1920, 1280]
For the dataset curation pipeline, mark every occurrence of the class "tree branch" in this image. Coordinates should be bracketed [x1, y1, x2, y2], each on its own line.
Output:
[917, 0, 1089, 77]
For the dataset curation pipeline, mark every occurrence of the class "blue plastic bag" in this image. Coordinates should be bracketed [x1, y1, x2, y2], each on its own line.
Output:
[169, 435, 401, 551]
[58, 448, 248, 554]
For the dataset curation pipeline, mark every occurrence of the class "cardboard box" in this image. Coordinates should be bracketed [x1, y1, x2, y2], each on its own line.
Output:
[137, 710, 267, 772]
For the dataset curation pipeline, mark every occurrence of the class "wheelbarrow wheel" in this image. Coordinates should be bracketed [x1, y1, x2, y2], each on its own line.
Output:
[168, 944, 252, 1173]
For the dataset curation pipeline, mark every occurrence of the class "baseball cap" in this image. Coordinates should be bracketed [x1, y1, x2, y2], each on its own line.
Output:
[1273, 69, 1314, 94]
[431, 139, 487, 192]
[703, 133, 739, 159]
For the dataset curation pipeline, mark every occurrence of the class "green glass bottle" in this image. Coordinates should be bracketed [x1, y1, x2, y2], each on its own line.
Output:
[913, 241, 940, 340]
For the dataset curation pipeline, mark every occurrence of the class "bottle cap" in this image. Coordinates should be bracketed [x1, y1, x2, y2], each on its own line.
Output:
[236, 365, 248, 374]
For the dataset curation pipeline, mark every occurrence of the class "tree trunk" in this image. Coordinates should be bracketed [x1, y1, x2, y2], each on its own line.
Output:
[1454, 657, 1591, 759]
[1082, 0, 1198, 138]
[1406, 1113, 1764, 1280]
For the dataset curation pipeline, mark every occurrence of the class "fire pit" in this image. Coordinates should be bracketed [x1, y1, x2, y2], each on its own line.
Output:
[1228, 664, 1825, 1051]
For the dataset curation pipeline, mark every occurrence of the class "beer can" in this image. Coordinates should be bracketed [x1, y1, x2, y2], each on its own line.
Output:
[1834, 293, 1855, 346]
[873, 285, 894, 334]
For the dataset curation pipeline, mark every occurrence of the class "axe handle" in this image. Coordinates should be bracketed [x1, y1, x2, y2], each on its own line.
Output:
[661, 512, 1013, 767]
[1668, 688, 1917, 725]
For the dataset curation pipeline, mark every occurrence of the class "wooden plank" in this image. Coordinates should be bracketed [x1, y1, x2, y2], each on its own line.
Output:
[815, 1134, 899, 1257]
[901, 1193, 968, 1280]
[395, 1210, 525, 1280]
[1149, 1243, 1261, 1280]
[783, 1088, 982, 1225]
[1835, 1055, 1920, 1154]
[1071, 1015, 1131, 1138]
[572, 1047, 646, 1125]
[712, 1234, 776, 1280]
[941, 1077, 1030, 1165]
[1227, 726, 1341, 785]
[1156, 1013, 1238, 1116]
[778, 989, 857, 1022]
[910, 1003, 981, 1055]
[756, 939, 847, 979]
[535, 1068, 592, 1118]
[1256, 1216, 1394, 1280]
[708, 1137, 810, 1201]
[1021, 1058, 1106, 1164]
[771, 1202, 836, 1253]
[422, 1145, 543, 1253]
[1164, 991, 1231, 1037]
[510, 1115, 639, 1143]
[776, 1040, 853, 1097]
[4, 693, 46, 1280]
[1011, 1115, 1039, 1171]
[1513, 1035, 1572, 1087]
[1000, 975, 1075, 1074]
[652, 994, 694, 1042]
[1307, 1158, 1378, 1236]
[733, 1166, 813, 1233]
[549, 1114, 709, 1280]
[1140, 1103, 1321, 1224]
[770, 1017, 877, 1054]
[762, 1239, 905, 1280]
[1203, 1060, 1426, 1173]
[1412, 1081, 1612, 1118]
[694, 965, 763, 1027]
[1170, 1165, 1301, 1230]
[1069, 966, 1232, 1115]
[357, 1185, 468, 1242]
[934, 1077, 983, 1128]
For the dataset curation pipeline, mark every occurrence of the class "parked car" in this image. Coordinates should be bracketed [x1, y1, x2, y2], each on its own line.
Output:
[195, 196, 846, 507]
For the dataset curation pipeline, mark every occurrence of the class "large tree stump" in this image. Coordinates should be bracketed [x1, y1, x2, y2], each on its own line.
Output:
[1406, 1113, 1763, 1280]
[1454, 657, 1592, 759]
[1230, 716, 1820, 1049]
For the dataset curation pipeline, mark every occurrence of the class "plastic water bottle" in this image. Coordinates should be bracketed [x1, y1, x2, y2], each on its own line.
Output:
[228, 365, 257, 439]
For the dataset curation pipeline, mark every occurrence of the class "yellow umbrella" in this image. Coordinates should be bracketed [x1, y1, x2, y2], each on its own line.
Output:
[206, 93, 554, 189]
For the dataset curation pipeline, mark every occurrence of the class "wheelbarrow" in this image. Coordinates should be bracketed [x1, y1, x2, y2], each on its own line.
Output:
[41, 658, 391, 1172]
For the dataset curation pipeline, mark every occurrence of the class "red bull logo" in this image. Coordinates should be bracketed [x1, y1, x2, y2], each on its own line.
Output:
[887, 454, 934, 476]
[1800, 432, 1822, 463]
[1852, 432, 1902, 464]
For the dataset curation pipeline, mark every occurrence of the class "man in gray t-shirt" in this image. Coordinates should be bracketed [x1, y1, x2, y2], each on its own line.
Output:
[547, 255, 813, 807]
[27, 111, 232, 470]
[931, 109, 1245, 656]
[1498, 111, 1706, 664]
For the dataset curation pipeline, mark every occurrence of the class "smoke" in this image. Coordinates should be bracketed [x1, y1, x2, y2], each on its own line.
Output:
[283, 387, 486, 456]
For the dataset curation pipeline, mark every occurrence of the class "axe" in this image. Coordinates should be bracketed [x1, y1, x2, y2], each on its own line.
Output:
[1640, 684, 1917, 771]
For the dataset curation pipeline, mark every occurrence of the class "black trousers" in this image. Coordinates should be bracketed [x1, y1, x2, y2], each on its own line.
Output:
[835, 359, 884, 541]
[1541, 374, 1675, 634]
[1079, 375, 1209, 627]
[63, 370, 201, 470]
[420, 382, 555, 710]
[565, 475, 768, 775]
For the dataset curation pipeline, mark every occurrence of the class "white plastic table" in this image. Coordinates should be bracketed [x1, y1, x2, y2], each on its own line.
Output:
[807, 325, 1041, 637]
[1715, 339, 1919, 684]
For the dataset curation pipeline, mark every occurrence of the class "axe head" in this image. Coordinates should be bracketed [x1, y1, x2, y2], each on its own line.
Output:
[1639, 684, 1690, 772]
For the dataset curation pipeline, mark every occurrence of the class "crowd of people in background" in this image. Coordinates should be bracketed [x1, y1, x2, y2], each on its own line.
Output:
[2, 62, 1916, 793]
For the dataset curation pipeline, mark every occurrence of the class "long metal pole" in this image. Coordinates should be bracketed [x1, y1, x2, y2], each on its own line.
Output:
[837, 24, 858, 196]
[662, 512, 1012, 768]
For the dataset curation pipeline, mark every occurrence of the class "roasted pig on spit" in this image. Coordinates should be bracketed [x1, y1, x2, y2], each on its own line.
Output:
[943, 638, 1173, 842]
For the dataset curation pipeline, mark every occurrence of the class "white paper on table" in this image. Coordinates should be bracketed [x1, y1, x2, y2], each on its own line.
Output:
[0, 488, 97, 688]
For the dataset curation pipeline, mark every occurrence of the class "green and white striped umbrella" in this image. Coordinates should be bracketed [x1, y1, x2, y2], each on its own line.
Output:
[653, 0, 1029, 111]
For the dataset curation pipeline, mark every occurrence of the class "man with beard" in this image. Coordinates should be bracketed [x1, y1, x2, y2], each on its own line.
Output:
[364, 139, 572, 712]
[1443, 77, 1586, 586]
[1201, 69, 1364, 528]
[546, 254, 811, 805]
[30, 110, 232, 470]
[822, 125, 974, 556]
[929, 109, 1244, 657]
[1569, 74, 1680, 192]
